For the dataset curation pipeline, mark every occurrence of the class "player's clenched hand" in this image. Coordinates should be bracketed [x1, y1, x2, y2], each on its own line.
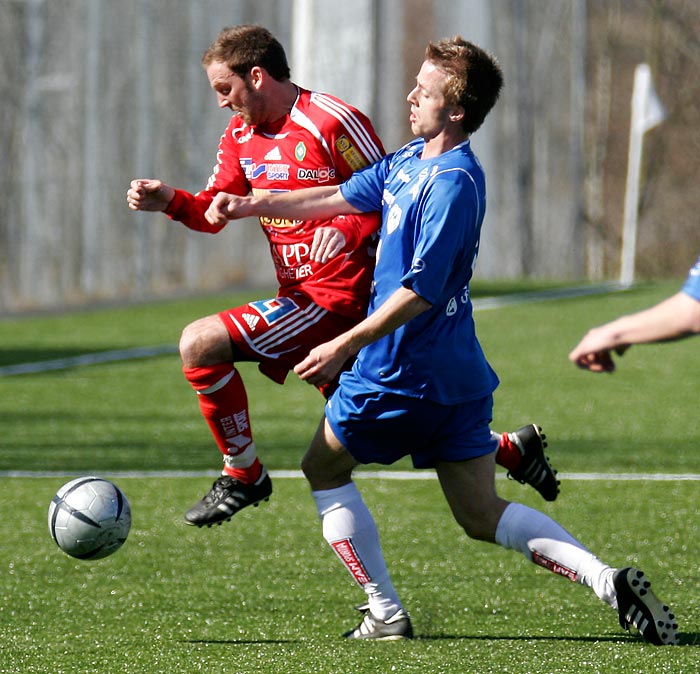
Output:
[126, 179, 175, 212]
[205, 192, 254, 226]
[294, 337, 352, 388]
[569, 328, 630, 373]
[569, 349, 617, 373]
[310, 227, 347, 263]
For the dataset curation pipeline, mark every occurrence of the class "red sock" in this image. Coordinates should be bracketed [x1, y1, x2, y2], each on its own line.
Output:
[495, 432, 521, 471]
[183, 363, 262, 484]
[224, 457, 264, 483]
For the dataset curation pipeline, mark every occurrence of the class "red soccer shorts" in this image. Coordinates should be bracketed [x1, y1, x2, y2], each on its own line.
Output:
[218, 292, 358, 397]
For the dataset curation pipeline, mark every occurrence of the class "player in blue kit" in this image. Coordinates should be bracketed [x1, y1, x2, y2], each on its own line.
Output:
[570, 256, 700, 372]
[206, 37, 678, 645]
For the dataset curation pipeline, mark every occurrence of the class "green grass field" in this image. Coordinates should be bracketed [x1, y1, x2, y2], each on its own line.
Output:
[1, 282, 698, 673]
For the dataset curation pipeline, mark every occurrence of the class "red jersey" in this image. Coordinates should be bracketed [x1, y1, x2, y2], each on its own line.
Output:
[165, 87, 385, 320]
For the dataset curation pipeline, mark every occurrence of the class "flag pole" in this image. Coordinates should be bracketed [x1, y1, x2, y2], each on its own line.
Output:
[619, 64, 665, 287]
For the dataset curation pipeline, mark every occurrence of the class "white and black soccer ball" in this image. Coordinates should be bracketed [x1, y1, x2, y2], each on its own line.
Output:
[48, 476, 131, 560]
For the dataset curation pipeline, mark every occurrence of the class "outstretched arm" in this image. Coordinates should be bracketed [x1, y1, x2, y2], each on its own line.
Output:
[569, 291, 700, 372]
[205, 185, 365, 262]
[294, 286, 431, 387]
[205, 185, 359, 227]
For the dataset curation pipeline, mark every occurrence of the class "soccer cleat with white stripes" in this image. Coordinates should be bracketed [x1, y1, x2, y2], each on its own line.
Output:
[342, 604, 413, 640]
[613, 567, 678, 645]
[184, 469, 272, 527]
[506, 424, 560, 501]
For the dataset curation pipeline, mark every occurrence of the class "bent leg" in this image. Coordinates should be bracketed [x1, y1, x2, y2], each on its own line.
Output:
[436, 452, 616, 606]
[180, 314, 262, 483]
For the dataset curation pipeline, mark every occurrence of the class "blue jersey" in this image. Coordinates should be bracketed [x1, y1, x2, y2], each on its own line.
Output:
[339, 137, 499, 404]
[681, 257, 700, 301]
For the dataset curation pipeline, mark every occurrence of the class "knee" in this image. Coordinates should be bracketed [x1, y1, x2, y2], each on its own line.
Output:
[300, 449, 354, 492]
[460, 521, 495, 543]
[453, 506, 503, 544]
[300, 454, 314, 482]
[179, 321, 206, 367]
[300, 454, 329, 489]
[179, 317, 232, 368]
[302, 466, 353, 492]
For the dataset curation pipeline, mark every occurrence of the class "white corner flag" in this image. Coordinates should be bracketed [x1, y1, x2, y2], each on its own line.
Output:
[620, 64, 666, 287]
[635, 63, 666, 133]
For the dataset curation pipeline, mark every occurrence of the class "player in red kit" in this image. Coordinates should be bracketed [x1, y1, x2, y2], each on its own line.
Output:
[127, 25, 558, 528]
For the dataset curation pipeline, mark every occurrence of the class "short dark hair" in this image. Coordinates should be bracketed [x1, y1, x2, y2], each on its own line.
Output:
[425, 37, 503, 134]
[202, 25, 291, 81]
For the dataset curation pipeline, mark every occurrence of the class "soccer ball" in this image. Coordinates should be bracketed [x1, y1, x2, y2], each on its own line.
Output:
[48, 476, 131, 560]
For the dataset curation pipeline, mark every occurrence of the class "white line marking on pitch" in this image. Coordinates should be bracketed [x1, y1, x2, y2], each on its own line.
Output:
[0, 345, 178, 376]
[0, 285, 625, 377]
[1, 470, 697, 481]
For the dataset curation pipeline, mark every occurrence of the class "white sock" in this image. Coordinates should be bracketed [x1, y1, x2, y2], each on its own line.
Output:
[495, 503, 617, 607]
[312, 482, 402, 620]
[223, 443, 258, 470]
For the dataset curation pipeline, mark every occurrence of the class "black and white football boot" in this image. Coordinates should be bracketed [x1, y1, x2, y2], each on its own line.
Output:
[613, 567, 679, 645]
[506, 424, 560, 502]
[184, 469, 272, 527]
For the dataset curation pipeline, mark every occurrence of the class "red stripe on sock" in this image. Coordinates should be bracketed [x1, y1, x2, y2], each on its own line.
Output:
[496, 432, 521, 471]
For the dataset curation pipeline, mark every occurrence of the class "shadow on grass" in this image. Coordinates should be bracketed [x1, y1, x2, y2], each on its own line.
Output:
[182, 631, 699, 645]
[184, 639, 297, 645]
[415, 631, 699, 646]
